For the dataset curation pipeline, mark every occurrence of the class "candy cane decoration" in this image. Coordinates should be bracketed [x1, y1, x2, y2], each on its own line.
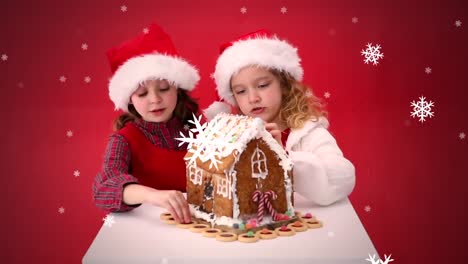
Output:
[264, 190, 278, 221]
[252, 190, 265, 222]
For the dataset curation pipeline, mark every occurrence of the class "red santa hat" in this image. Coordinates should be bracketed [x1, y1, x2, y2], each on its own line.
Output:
[208, 29, 303, 114]
[107, 23, 200, 112]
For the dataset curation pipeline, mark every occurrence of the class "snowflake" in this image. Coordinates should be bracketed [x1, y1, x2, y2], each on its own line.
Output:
[455, 20, 462, 27]
[58, 206, 65, 214]
[103, 214, 116, 227]
[459, 132, 466, 140]
[280, 7, 287, 14]
[81, 43, 88, 50]
[425, 67, 432, 74]
[59, 76, 67, 83]
[120, 5, 127, 12]
[366, 254, 394, 264]
[176, 114, 227, 170]
[240, 6, 247, 14]
[84, 76, 91, 83]
[361, 43, 384, 66]
[364, 205, 371, 212]
[1, 54, 8, 61]
[352, 17, 359, 24]
[143, 27, 149, 34]
[73, 170, 80, 177]
[304, 90, 313, 98]
[327, 231, 335, 237]
[410, 96, 434, 123]
[66, 130, 73, 137]
[324, 91, 331, 98]
[183, 124, 190, 131]
[17, 82, 24, 88]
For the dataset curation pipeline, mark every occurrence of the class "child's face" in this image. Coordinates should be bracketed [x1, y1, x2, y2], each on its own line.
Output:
[231, 66, 283, 124]
[130, 79, 178, 123]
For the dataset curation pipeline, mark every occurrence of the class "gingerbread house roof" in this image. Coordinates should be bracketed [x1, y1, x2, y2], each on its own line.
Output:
[180, 113, 293, 174]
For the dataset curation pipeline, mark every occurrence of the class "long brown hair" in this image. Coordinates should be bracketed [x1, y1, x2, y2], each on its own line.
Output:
[112, 89, 199, 131]
[272, 69, 327, 129]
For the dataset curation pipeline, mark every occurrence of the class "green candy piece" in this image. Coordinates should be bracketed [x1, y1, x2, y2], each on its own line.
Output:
[247, 231, 255, 237]
[239, 223, 245, 230]
[286, 210, 293, 216]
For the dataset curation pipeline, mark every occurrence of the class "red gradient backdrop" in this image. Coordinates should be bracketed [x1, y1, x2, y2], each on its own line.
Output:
[1, 0, 467, 263]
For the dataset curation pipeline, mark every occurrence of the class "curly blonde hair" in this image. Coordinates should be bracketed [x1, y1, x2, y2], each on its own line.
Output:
[272, 69, 327, 129]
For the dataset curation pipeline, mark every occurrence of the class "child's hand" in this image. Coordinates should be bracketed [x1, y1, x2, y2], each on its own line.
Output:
[146, 190, 191, 223]
[265, 123, 283, 146]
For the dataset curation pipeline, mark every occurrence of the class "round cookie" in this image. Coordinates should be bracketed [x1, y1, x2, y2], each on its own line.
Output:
[163, 217, 177, 225]
[215, 232, 238, 242]
[202, 228, 222, 238]
[306, 220, 323, 229]
[288, 221, 308, 232]
[177, 221, 195, 229]
[299, 213, 316, 223]
[238, 232, 259, 243]
[160, 212, 173, 221]
[275, 226, 296, 237]
[256, 228, 278, 240]
[189, 224, 210, 233]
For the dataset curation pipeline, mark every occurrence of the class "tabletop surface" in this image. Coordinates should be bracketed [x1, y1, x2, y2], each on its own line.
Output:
[83, 194, 378, 264]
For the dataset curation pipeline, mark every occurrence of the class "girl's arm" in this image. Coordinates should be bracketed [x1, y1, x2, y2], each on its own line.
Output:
[288, 127, 356, 206]
[92, 134, 140, 212]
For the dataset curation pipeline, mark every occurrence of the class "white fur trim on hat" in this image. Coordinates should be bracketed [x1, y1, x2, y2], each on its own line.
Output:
[109, 53, 200, 112]
[203, 101, 232, 120]
[213, 37, 303, 105]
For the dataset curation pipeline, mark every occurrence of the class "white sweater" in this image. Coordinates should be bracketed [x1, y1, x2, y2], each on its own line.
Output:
[285, 117, 355, 206]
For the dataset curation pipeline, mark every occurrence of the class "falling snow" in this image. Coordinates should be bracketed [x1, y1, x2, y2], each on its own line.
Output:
[121, 5, 127, 12]
[304, 90, 312, 98]
[59, 76, 67, 83]
[81, 43, 88, 50]
[84, 76, 91, 83]
[280, 7, 287, 14]
[143, 27, 149, 34]
[410, 96, 435, 123]
[1, 54, 8, 61]
[73, 170, 80, 177]
[240, 6, 247, 14]
[425, 67, 432, 74]
[103, 214, 116, 227]
[459, 132, 466, 140]
[352, 17, 359, 24]
[364, 205, 371, 212]
[66, 130, 73, 138]
[361, 43, 384, 65]
[58, 207, 65, 214]
[324, 92, 331, 98]
[455, 20, 462, 27]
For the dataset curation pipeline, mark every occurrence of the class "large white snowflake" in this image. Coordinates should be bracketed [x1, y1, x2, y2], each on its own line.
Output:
[410, 96, 434, 123]
[103, 214, 115, 227]
[176, 114, 228, 170]
[366, 254, 394, 264]
[361, 43, 384, 65]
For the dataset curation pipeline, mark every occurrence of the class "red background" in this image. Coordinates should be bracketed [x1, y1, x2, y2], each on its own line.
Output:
[1, 0, 467, 263]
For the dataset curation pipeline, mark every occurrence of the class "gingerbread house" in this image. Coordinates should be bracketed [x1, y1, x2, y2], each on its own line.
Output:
[177, 113, 294, 230]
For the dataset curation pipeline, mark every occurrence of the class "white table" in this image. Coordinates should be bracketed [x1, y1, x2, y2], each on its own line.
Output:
[83, 194, 378, 264]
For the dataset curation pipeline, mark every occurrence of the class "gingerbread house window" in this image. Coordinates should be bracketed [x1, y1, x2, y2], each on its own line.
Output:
[251, 146, 268, 179]
[188, 165, 203, 185]
[216, 176, 229, 198]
